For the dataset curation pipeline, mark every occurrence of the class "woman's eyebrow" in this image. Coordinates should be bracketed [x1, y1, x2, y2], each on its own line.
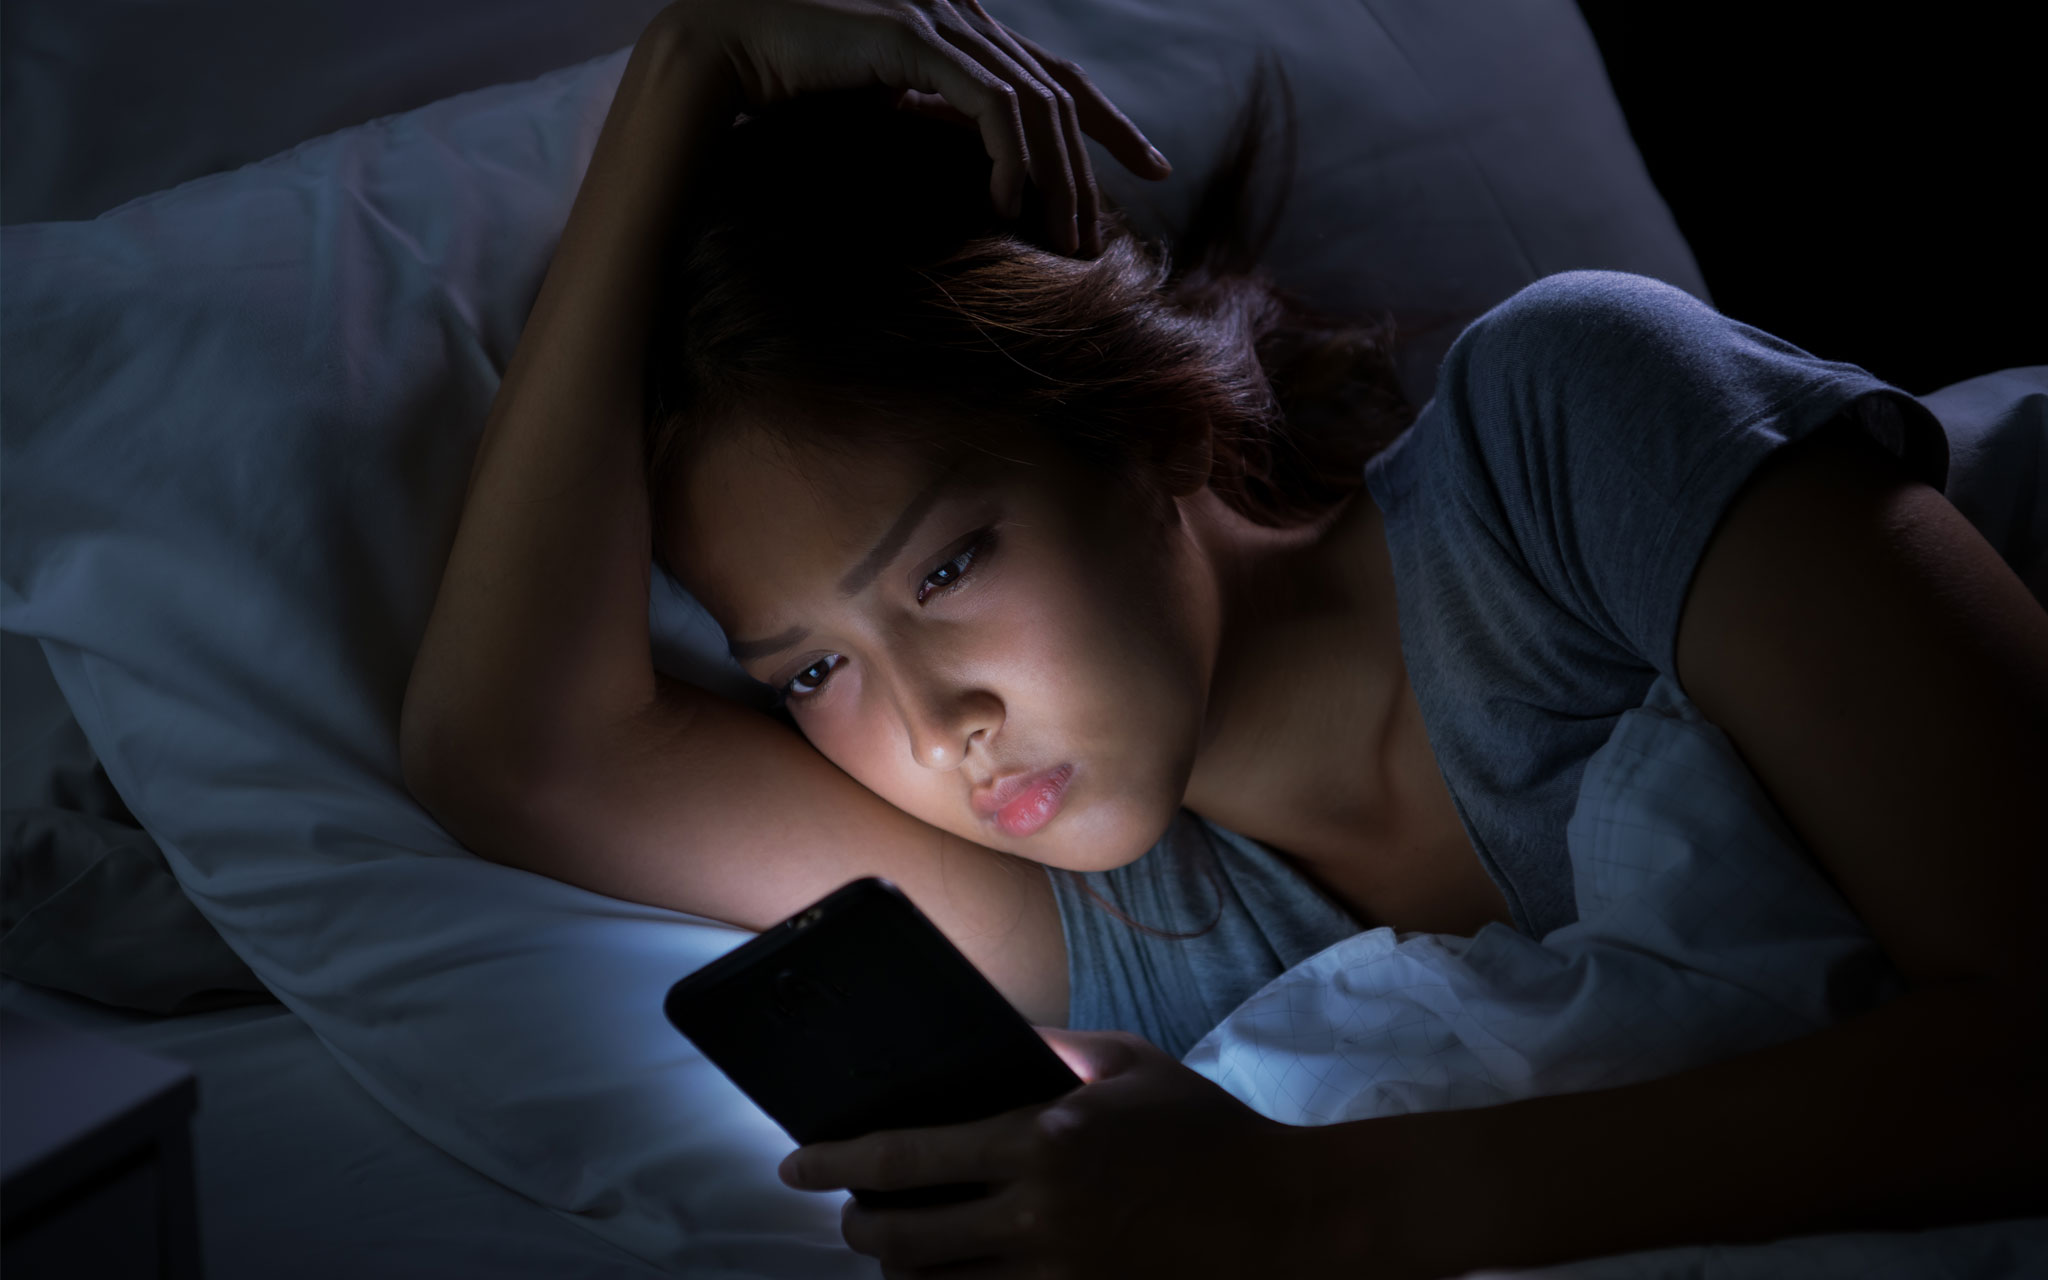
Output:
[726, 455, 969, 665]
[835, 458, 965, 599]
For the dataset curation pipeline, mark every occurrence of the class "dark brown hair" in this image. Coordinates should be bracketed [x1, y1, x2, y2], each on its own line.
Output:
[643, 67, 1413, 939]
[645, 66, 1413, 566]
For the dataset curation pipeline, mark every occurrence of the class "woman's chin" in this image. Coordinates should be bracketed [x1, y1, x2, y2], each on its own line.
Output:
[1005, 793, 1181, 875]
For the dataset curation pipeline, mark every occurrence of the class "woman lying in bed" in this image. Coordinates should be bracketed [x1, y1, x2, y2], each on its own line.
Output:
[399, 0, 2048, 1274]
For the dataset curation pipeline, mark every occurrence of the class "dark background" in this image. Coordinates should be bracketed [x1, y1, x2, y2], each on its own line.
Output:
[1572, 3, 2045, 396]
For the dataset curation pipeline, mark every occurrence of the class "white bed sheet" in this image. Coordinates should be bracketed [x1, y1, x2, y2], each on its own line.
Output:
[0, 979, 672, 1280]
[12, 973, 2042, 1280]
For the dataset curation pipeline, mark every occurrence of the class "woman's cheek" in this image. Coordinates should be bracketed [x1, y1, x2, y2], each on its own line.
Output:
[790, 666, 868, 762]
[796, 668, 921, 801]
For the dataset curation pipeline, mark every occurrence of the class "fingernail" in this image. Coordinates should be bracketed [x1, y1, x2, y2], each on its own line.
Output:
[778, 1154, 806, 1188]
[1146, 145, 1170, 172]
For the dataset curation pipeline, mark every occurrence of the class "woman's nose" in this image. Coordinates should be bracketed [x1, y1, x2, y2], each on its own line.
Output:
[903, 683, 1003, 771]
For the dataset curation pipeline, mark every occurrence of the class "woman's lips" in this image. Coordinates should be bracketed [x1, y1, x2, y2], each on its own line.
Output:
[973, 764, 1075, 839]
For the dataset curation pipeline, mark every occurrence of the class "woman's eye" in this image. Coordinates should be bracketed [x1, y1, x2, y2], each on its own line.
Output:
[783, 653, 843, 700]
[917, 530, 995, 605]
[782, 531, 994, 703]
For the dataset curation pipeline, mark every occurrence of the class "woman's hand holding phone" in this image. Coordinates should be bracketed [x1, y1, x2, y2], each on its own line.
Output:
[656, 0, 1171, 255]
[778, 1026, 1368, 1278]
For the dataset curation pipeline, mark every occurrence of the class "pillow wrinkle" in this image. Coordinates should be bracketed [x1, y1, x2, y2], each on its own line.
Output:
[1, 807, 274, 1014]
[1373, 42, 1537, 281]
[335, 175, 492, 355]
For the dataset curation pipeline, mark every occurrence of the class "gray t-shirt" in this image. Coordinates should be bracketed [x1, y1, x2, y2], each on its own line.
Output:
[1051, 269, 1951, 1055]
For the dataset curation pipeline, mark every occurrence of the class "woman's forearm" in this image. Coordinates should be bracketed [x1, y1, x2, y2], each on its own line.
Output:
[401, 11, 734, 793]
[1307, 978, 2048, 1277]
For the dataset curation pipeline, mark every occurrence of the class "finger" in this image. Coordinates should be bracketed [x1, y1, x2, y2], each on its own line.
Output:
[969, 18, 1102, 256]
[1035, 1026, 1148, 1084]
[893, 32, 1033, 217]
[1006, 28, 1171, 180]
[841, 1183, 1035, 1271]
[932, 21, 1078, 251]
[895, 88, 977, 129]
[781, 1112, 1035, 1192]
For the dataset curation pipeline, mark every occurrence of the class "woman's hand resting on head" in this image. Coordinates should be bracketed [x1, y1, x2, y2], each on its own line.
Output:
[777, 1027, 1382, 1279]
[656, 0, 1172, 255]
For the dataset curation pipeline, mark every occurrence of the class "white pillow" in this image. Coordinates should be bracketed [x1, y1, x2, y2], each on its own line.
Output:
[996, 0, 1710, 403]
[2, 54, 857, 1275]
[1919, 367, 2048, 606]
[1, 1, 1702, 1269]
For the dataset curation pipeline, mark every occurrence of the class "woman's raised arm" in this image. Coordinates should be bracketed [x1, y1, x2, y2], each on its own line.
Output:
[397, 2, 1167, 1023]
[401, 0, 1167, 798]
[399, 13, 729, 803]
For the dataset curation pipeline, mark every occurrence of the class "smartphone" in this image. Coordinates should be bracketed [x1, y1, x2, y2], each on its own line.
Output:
[663, 876, 1082, 1209]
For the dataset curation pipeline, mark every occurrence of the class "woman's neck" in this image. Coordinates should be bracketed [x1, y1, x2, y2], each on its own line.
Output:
[1178, 484, 1411, 870]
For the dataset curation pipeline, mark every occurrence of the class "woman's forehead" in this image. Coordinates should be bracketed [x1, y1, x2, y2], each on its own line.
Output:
[689, 430, 951, 541]
[672, 428, 984, 619]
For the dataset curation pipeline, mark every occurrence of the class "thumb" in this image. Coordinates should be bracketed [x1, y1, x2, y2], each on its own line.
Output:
[1036, 1026, 1146, 1085]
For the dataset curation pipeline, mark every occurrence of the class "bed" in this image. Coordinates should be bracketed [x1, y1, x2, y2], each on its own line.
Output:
[4, 2, 2045, 1276]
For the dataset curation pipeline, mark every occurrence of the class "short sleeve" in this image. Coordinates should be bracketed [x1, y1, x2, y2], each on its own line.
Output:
[1425, 270, 1950, 679]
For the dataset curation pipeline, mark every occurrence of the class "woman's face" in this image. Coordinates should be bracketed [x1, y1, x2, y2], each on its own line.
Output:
[670, 421, 1217, 872]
